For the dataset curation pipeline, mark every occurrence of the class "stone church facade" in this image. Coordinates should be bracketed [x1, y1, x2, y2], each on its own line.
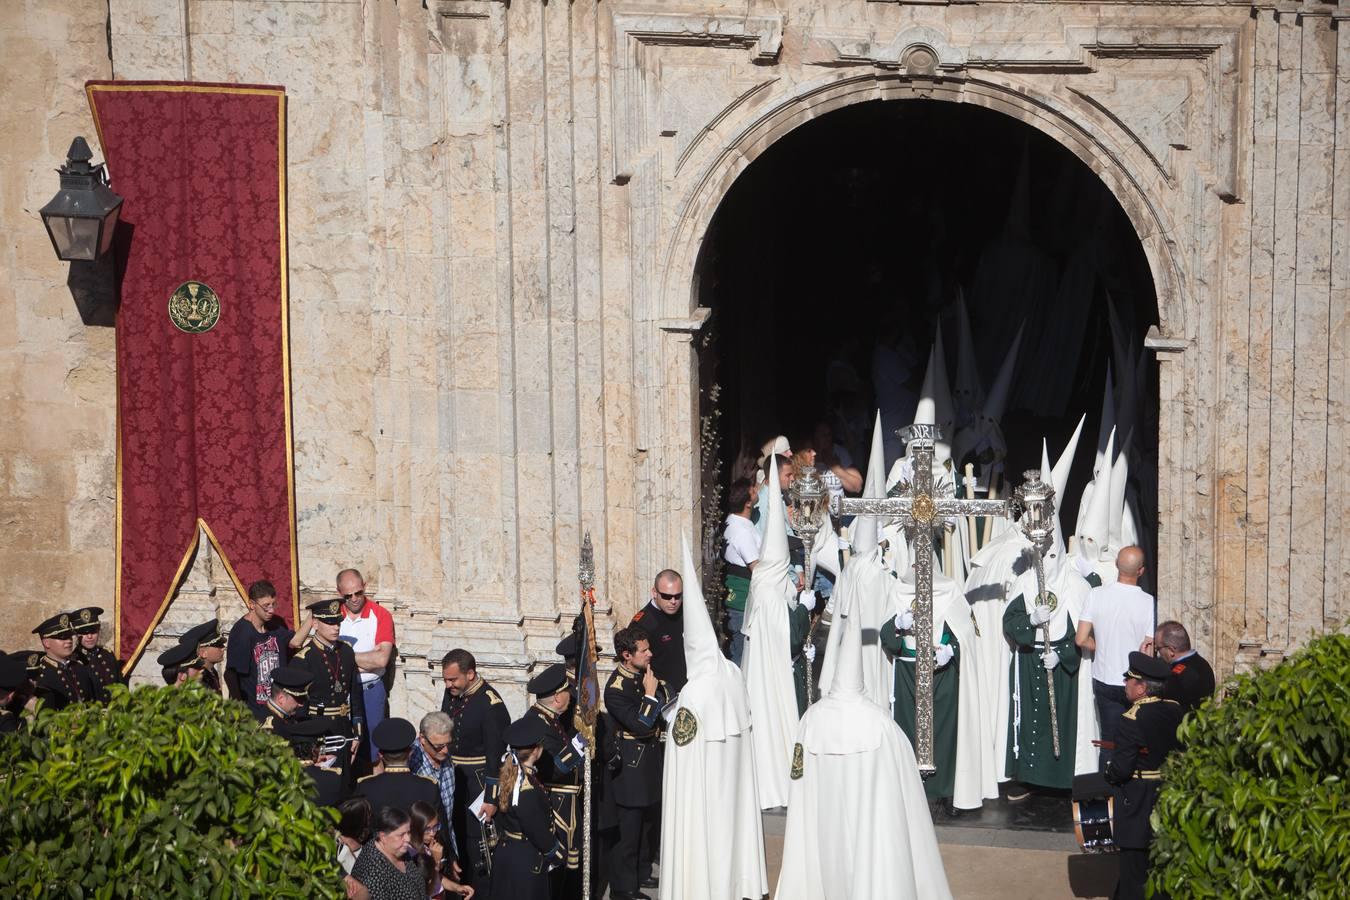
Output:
[2, 0, 1346, 712]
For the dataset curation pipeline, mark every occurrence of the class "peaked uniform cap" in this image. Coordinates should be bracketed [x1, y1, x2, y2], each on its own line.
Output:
[306, 597, 345, 624]
[0, 654, 29, 690]
[180, 620, 225, 649]
[71, 607, 104, 634]
[373, 717, 417, 752]
[271, 665, 314, 699]
[1125, 651, 1170, 682]
[34, 614, 76, 640]
[527, 663, 569, 697]
[504, 715, 549, 749]
[157, 642, 203, 669]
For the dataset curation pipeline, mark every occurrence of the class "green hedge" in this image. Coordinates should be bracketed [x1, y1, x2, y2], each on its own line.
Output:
[1151, 633, 1350, 898]
[0, 683, 343, 899]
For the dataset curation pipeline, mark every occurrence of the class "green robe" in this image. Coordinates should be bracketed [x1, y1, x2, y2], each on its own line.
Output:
[790, 598, 810, 715]
[881, 614, 960, 801]
[1003, 594, 1081, 789]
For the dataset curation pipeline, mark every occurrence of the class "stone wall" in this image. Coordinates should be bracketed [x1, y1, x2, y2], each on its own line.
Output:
[2, 0, 1348, 714]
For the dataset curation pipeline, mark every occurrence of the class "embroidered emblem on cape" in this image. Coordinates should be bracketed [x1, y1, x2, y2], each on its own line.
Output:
[673, 707, 697, 746]
[790, 743, 804, 780]
[169, 281, 222, 334]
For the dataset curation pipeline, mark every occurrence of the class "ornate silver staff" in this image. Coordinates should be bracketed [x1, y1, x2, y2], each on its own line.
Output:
[1013, 471, 1060, 758]
[576, 534, 599, 900]
[788, 465, 828, 706]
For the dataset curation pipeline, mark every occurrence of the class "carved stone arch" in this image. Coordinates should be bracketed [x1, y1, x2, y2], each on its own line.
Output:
[658, 70, 1188, 343]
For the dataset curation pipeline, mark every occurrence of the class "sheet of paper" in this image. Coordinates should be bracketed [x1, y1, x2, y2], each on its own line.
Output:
[469, 790, 487, 821]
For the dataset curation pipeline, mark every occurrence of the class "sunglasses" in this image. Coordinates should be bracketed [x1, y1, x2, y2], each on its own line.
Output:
[424, 738, 451, 753]
[657, 590, 683, 601]
[341, 590, 366, 601]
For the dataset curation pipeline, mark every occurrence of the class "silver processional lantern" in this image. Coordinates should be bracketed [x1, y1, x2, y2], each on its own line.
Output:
[1013, 470, 1056, 555]
[39, 137, 123, 262]
[788, 464, 829, 555]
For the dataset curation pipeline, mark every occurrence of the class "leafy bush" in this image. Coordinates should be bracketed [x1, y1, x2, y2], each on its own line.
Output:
[0, 683, 343, 899]
[1151, 633, 1350, 898]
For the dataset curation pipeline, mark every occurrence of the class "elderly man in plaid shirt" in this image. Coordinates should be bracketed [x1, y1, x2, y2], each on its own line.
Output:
[408, 710, 460, 865]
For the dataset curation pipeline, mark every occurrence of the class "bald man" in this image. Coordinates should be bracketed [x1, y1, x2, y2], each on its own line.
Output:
[1075, 546, 1155, 772]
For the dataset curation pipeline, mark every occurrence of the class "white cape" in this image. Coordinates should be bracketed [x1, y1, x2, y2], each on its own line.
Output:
[894, 570, 1000, 809]
[740, 574, 800, 809]
[819, 547, 893, 710]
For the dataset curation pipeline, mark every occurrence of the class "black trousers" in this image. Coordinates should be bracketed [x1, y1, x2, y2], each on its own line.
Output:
[1094, 680, 1129, 772]
[608, 803, 656, 894]
[1114, 848, 1169, 900]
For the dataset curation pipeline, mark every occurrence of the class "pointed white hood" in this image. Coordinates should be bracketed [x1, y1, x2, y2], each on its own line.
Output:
[800, 585, 881, 754]
[1047, 415, 1086, 561]
[952, 325, 1021, 470]
[1076, 367, 1116, 535]
[982, 323, 1023, 427]
[1076, 427, 1115, 563]
[1107, 429, 1132, 551]
[912, 331, 955, 464]
[678, 536, 751, 739]
[953, 291, 984, 427]
[852, 412, 887, 556]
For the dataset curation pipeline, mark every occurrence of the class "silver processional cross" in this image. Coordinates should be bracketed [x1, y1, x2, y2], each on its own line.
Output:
[832, 423, 1014, 777]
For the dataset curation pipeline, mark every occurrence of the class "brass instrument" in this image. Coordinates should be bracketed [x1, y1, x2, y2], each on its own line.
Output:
[478, 815, 499, 876]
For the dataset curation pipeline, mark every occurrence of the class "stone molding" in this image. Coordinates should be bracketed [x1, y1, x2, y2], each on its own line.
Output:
[609, 9, 784, 183]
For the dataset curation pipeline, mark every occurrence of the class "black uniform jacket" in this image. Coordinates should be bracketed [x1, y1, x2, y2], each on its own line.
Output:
[34, 656, 98, 710]
[523, 702, 583, 787]
[488, 771, 563, 900]
[76, 645, 123, 703]
[630, 603, 687, 693]
[602, 664, 667, 808]
[356, 764, 440, 817]
[1162, 652, 1216, 714]
[442, 677, 511, 802]
[1105, 695, 1185, 849]
[293, 637, 367, 733]
[305, 764, 348, 808]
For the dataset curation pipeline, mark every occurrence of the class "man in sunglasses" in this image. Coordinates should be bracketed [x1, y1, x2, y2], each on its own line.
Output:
[630, 569, 687, 693]
[336, 568, 396, 761]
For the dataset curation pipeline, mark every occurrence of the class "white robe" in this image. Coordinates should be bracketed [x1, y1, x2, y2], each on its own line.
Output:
[962, 528, 1034, 782]
[660, 667, 768, 900]
[776, 696, 952, 900]
[741, 573, 800, 809]
[819, 547, 893, 710]
[894, 570, 1000, 810]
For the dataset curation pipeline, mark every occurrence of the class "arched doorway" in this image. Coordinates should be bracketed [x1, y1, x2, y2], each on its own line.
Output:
[691, 97, 1160, 585]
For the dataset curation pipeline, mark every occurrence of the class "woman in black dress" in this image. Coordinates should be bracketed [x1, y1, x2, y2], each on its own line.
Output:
[488, 717, 564, 900]
[351, 806, 427, 900]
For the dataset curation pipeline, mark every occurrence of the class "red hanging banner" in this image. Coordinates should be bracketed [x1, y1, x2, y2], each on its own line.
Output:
[87, 82, 298, 670]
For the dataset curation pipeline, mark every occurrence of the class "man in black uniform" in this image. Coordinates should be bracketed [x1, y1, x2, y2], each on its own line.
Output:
[1105, 651, 1185, 900]
[179, 620, 228, 696]
[441, 647, 511, 893]
[0, 653, 28, 734]
[603, 626, 668, 900]
[258, 666, 314, 738]
[157, 642, 207, 685]
[287, 716, 348, 808]
[292, 598, 366, 783]
[524, 663, 585, 897]
[1152, 620, 1216, 715]
[71, 607, 123, 702]
[32, 613, 98, 709]
[629, 570, 686, 693]
[356, 717, 439, 817]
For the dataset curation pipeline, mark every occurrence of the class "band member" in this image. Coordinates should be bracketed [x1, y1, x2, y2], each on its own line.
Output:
[258, 666, 314, 739]
[602, 626, 668, 900]
[524, 663, 585, 897]
[293, 598, 366, 783]
[32, 613, 98, 710]
[0, 654, 29, 733]
[441, 648, 511, 893]
[489, 716, 566, 900]
[156, 642, 207, 685]
[179, 620, 228, 696]
[71, 607, 123, 702]
[1105, 651, 1185, 900]
[356, 718, 439, 818]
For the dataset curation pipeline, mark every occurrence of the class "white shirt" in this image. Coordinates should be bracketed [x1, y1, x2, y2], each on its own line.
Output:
[724, 514, 761, 568]
[1081, 582, 1155, 686]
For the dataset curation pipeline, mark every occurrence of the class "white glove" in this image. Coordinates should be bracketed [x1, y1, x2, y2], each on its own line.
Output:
[799, 590, 817, 613]
[1029, 604, 1054, 626]
[804, 644, 816, 664]
[934, 644, 954, 667]
[898, 608, 915, 632]
[1042, 650, 1061, 670]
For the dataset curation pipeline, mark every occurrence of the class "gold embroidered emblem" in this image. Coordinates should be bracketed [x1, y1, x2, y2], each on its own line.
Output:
[673, 708, 697, 746]
[790, 743, 804, 780]
[911, 493, 936, 525]
[168, 281, 222, 334]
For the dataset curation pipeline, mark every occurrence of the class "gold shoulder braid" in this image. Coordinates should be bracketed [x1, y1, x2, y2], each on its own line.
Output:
[672, 707, 697, 746]
[790, 743, 805, 780]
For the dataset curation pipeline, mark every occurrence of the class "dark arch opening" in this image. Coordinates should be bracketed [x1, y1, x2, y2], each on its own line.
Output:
[695, 98, 1159, 582]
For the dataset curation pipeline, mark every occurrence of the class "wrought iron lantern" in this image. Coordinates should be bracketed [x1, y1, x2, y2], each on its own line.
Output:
[39, 137, 123, 262]
[1013, 470, 1056, 556]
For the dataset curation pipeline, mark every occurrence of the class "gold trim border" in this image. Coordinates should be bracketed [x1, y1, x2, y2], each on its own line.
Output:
[88, 83, 298, 673]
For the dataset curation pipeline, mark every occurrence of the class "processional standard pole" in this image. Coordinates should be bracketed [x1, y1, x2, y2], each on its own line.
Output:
[788, 465, 828, 707]
[576, 534, 599, 900]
